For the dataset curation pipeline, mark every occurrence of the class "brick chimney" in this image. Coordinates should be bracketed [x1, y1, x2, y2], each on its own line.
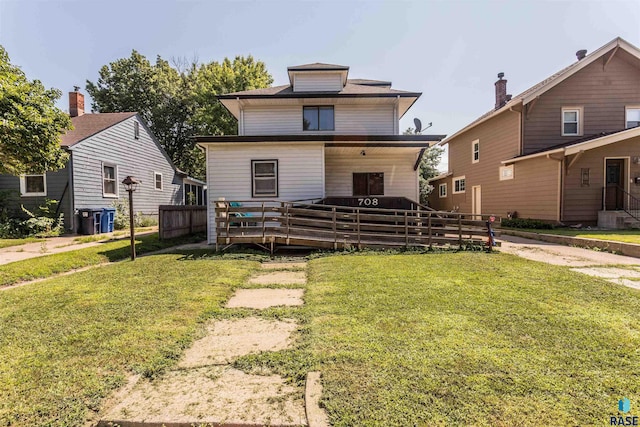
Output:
[495, 72, 508, 110]
[69, 87, 84, 117]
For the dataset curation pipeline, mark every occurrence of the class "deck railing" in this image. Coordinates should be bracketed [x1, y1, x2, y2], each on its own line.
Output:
[602, 185, 640, 221]
[214, 200, 497, 253]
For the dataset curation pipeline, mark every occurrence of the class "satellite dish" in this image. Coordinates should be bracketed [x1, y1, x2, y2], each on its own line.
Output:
[414, 118, 422, 133]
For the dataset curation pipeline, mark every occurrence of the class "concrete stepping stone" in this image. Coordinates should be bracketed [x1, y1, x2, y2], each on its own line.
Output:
[262, 261, 308, 270]
[226, 288, 304, 309]
[101, 366, 307, 426]
[249, 270, 307, 284]
[178, 317, 298, 367]
[608, 278, 640, 290]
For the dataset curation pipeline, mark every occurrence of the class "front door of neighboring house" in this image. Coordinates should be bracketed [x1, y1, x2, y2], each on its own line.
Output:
[605, 159, 625, 210]
[472, 185, 482, 219]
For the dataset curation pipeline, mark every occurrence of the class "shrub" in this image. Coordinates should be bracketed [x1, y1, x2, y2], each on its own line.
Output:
[500, 218, 554, 230]
[21, 200, 64, 237]
[112, 200, 158, 229]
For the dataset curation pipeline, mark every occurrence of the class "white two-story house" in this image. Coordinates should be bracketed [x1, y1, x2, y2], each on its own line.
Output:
[196, 63, 444, 243]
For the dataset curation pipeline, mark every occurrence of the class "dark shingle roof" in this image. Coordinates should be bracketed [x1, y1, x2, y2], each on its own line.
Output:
[218, 83, 418, 99]
[287, 63, 349, 71]
[60, 112, 137, 147]
[514, 129, 631, 158]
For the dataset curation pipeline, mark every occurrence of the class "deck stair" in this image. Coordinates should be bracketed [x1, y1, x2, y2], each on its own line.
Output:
[215, 200, 497, 253]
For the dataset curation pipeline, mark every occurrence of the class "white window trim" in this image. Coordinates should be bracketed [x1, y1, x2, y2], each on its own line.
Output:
[452, 175, 466, 194]
[102, 162, 118, 198]
[472, 139, 480, 164]
[19, 174, 47, 197]
[251, 159, 278, 198]
[154, 172, 163, 191]
[499, 165, 514, 181]
[439, 183, 447, 198]
[561, 107, 583, 136]
[625, 105, 640, 129]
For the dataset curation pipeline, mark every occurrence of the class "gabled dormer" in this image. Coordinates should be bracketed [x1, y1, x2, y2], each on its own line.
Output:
[287, 63, 349, 92]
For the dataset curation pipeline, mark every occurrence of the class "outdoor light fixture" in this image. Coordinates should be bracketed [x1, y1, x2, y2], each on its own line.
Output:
[360, 150, 366, 156]
[122, 176, 141, 260]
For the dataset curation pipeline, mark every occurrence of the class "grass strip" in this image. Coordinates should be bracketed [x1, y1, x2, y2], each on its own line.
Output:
[0, 233, 203, 287]
[0, 238, 39, 249]
[0, 254, 258, 426]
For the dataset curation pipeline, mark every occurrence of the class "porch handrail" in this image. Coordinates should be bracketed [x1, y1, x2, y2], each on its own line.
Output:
[603, 185, 640, 222]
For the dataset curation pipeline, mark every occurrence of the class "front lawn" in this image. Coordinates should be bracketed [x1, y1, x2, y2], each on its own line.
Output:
[305, 253, 640, 426]
[0, 254, 256, 426]
[506, 228, 640, 244]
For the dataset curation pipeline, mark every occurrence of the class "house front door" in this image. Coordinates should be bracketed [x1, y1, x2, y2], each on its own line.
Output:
[605, 159, 625, 210]
[472, 185, 482, 219]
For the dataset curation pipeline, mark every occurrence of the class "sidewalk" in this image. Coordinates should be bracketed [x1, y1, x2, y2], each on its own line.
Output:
[497, 234, 640, 290]
[0, 228, 157, 266]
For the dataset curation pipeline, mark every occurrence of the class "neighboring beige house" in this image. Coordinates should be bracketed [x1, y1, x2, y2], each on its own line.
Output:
[428, 37, 640, 228]
[197, 63, 444, 242]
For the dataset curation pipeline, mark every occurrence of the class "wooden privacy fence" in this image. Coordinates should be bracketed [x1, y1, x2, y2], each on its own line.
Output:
[214, 200, 497, 253]
[159, 205, 207, 239]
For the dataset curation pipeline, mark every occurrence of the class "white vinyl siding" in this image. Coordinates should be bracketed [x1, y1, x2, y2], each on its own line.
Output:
[206, 143, 324, 239]
[242, 104, 395, 136]
[71, 116, 181, 214]
[293, 73, 342, 92]
[324, 148, 418, 200]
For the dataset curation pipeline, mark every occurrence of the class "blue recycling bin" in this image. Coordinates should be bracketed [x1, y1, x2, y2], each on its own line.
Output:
[100, 208, 116, 233]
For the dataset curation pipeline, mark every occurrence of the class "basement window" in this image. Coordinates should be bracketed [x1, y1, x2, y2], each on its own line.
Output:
[353, 172, 384, 196]
[252, 160, 278, 197]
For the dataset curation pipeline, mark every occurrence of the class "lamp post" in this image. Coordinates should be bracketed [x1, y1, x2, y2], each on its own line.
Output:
[122, 176, 140, 260]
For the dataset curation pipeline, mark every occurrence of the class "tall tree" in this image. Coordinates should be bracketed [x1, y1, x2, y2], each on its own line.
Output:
[86, 52, 272, 178]
[404, 127, 445, 204]
[0, 45, 72, 175]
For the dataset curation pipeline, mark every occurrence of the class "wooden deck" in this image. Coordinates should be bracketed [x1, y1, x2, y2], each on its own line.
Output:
[215, 200, 497, 253]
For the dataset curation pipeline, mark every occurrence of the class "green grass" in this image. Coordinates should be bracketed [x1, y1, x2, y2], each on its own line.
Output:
[508, 228, 640, 244]
[0, 237, 39, 249]
[0, 233, 204, 287]
[0, 254, 257, 426]
[301, 253, 640, 426]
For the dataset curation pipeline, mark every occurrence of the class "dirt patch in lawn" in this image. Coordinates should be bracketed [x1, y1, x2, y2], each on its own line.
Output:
[179, 317, 299, 367]
[226, 288, 305, 309]
[100, 366, 306, 426]
[249, 271, 307, 285]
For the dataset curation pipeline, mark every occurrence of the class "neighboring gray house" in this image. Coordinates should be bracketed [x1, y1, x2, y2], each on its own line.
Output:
[0, 91, 183, 232]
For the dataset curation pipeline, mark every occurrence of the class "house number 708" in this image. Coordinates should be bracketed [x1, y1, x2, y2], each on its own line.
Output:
[358, 198, 379, 206]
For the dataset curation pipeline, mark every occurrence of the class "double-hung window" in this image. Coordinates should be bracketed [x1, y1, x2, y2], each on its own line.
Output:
[562, 107, 582, 136]
[154, 172, 163, 190]
[453, 176, 466, 194]
[353, 172, 384, 196]
[102, 163, 118, 197]
[252, 160, 278, 197]
[472, 139, 480, 163]
[19, 174, 47, 197]
[439, 183, 447, 198]
[626, 107, 640, 129]
[303, 106, 334, 131]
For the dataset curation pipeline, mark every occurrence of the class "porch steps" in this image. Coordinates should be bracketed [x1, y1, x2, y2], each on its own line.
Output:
[598, 210, 640, 229]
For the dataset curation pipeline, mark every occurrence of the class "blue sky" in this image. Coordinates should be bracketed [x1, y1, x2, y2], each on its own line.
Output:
[1, 0, 639, 143]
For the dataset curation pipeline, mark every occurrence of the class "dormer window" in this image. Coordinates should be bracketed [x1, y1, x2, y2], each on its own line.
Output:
[303, 106, 334, 131]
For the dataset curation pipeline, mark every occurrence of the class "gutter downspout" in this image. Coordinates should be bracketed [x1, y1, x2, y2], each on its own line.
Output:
[67, 151, 75, 232]
[237, 97, 244, 136]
